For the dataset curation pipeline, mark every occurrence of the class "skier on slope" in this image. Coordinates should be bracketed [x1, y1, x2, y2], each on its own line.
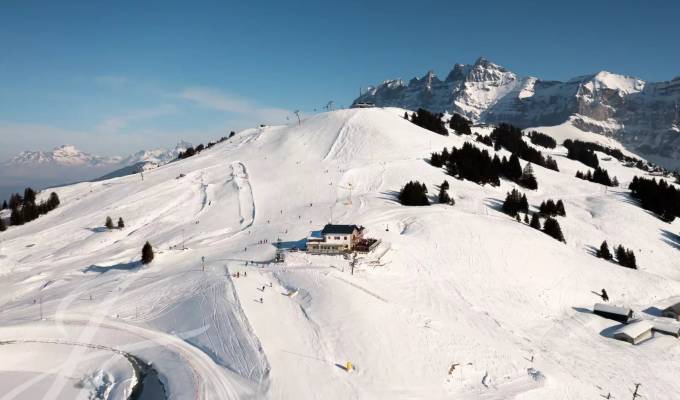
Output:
[601, 288, 609, 302]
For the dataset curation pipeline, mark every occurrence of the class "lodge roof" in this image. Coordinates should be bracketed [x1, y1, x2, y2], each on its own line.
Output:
[322, 224, 359, 235]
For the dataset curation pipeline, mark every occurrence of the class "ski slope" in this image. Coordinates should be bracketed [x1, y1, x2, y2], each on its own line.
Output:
[1, 108, 679, 399]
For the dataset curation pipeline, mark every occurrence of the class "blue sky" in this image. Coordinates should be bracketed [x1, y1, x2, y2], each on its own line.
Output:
[1, 0, 678, 159]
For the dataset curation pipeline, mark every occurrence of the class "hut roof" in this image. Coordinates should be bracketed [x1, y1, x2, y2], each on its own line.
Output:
[594, 303, 632, 316]
[663, 302, 680, 314]
[614, 320, 654, 339]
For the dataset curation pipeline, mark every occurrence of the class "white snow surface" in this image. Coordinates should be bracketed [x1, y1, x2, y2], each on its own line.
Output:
[1, 108, 680, 399]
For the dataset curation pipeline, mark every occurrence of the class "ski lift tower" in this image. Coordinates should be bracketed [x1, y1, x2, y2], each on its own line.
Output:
[338, 183, 353, 206]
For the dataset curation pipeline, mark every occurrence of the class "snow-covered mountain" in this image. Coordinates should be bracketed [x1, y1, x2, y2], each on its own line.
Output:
[0, 141, 193, 201]
[354, 58, 680, 168]
[5, 144, 123, 167]
[3, 142, 191, 169]
[1, 108, 679, 399]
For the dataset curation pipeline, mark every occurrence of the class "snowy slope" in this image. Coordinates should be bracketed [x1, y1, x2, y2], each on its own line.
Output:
[1, 108, 680, 399]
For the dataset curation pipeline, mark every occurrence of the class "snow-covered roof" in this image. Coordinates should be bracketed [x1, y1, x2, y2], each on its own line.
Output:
[594, 303, 632, 316]
[322, 224, 358, 235]
[663, 302, 680, 314]
[614, 320, 654, 339]
[652, 321, 680, 336]
[307, 230, 323, 241]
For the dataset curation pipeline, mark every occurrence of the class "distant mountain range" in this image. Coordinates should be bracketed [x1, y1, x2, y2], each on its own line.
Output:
[4, 142, 192, 170]
[0, 142, 192, 200]
[353, 57, 680, 168]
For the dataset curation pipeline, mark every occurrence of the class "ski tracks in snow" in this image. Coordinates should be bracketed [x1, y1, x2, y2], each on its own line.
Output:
[230, 161, 255, 231]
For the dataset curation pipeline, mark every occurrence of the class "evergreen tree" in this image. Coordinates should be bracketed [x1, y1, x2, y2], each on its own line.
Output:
[524, 213, 529, 224]
[8, 193, 22, 210]
[556, 200, 566, 216]
[502, 189, 527, 216]
[441, 180, 449, 190]
[625, 249, 637, 269]
[409, 108, 448, 135]
[399, 181, 430, 206]
[515, 214, 521, 222]
[596, 241, 612, 260]
[448, 113, 472, 135]
[23, 188, 36, 204]
[518, 163, 538, 189]
[544, 155, 559, 171]
[10, 208, 23, 226]
[403, 111, 409, 120]
[142, 241, 154, 264]
[615, 245, 626, 265]
[529, 213, 541, 230]
[506, 154, 523, 181]
[105, 216, 114, 229]
[1, 200, 7, 210]
[0, 217, 6, 232]
[117, 217, 125, 229]
[47, 192, 60, 210]
[438, 186, 451, 204]
[543, 217, 566, 243]
[520, 194, 529, 214]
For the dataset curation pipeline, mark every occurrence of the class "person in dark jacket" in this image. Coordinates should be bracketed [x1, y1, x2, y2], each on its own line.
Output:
[601, 289, 609, 302]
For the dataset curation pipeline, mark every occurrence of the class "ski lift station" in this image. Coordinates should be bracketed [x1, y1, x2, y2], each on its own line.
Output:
[613, 320, 654, 345]
[593, 303, 633, 323]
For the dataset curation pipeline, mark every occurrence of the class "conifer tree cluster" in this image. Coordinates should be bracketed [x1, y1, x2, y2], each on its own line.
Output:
[3, 188, 60, 228]
[105, 216, 126, 229]
[408, 108, 448, 135]
[527, 131, 557, 149]
[431, 144, 539, 189]
[539, 199, 566, 217]
[398, 181, 430, 206]
[448, 113, 472, 135]
[563, 140, 600, 168]
[446, 143, 500, 186]
[509, 199, 566, 243]
[629, 176, 680, 222]
[437, 180, 454, 205]
[475, 135, 493, 147]
[595, 241, 637, 268]
[177, 135, 230, 160]
[575, 167, 618, 187]
[563, 139, 640, 165]
[518, 163, 538, 190]
[490, 123, 559, 172]
[502, 189, 529, 216]
[614, 245, 637, 269]
[596, 240, 613, 260]
[542, 217, 566, 243]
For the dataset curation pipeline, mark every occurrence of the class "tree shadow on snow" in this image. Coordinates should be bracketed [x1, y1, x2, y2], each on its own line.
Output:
[660, 229, 680, 250]
[83, 260, 141, 274]
[85, 227, 110, 233]
[600, 322, 626, 338]
[584, 244, 599, 257]
[642, 306, 663, 317]
[377, 190, 401, 204]
[484, 198, 505, 213]
[571, 306, 592, 314]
